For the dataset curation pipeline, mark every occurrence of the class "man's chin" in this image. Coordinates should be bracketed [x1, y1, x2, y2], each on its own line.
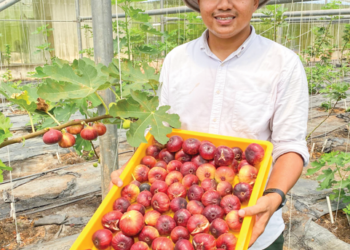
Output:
[209, 29, 239, 40]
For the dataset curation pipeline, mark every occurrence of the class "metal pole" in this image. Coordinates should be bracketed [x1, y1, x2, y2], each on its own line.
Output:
[160, 0, 164, 43]
[75, 0, 83, 59]
[0, 0, 21, 12]
[91, 0, 119, 198]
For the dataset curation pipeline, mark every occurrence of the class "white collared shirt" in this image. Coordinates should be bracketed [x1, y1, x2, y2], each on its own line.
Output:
[158, 26, 309, 249]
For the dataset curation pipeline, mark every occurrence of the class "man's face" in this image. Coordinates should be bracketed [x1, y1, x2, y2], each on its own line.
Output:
[198, 0, 259, 39]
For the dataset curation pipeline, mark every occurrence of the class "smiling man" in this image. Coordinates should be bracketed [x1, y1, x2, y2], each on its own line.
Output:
[111, 0, 309, 249]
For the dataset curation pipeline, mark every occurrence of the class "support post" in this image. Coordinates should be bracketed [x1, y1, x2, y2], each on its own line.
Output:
[160, 0, 164, 43]
[75, 0, 83, 59]
[91, 0, 119, 198]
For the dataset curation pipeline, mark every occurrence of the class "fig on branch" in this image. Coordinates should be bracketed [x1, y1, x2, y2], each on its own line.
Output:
[58, 131, 76, 148]
[43, 129, 62, 145]
[123, 119, 131, 129]
[66, 119, 84, 135]
[93, 122, 107, 136]
[80, 126, 98, 140]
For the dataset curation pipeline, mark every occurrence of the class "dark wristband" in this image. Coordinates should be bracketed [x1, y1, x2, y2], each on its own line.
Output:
[263, 188, 286, 210]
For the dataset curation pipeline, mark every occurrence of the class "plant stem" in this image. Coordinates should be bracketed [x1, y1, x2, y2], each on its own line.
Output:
[109, 87, 121, 100]
[95, 92, 109, 114]
[46, 112, 61, 125]
[0, 114, 114, 148]
[124, 7, 131, 61]
[27, 112, 35, 133]
[90, 141, 99, 159]
[148, 81, 157, 96]
[306, 98, 340, 140]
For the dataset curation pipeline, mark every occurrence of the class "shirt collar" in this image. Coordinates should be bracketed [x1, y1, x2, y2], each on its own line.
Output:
[199, 25, 257, 62]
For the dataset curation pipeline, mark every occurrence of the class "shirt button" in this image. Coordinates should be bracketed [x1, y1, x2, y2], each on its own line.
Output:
[216, 90, 220, 94]
[221, 63, 224, 67]
[213, 118, 217, 122]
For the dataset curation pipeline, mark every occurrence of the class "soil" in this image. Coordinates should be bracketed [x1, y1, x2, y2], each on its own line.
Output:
[316, 107, 346, 113]
[0, 195, 102, 250]
[54, 147, 100, 166]
[315, 210, 350, 244]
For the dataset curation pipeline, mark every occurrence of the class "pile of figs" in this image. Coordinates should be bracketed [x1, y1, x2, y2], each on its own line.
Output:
[91, 136, 265, 250]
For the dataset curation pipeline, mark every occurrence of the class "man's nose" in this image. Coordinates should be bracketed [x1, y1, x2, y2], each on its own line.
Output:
[216, 0, 234, 10]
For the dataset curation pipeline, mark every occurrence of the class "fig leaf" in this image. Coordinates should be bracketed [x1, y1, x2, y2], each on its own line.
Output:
[37, 58, 110, 101]
[110, 90, 181, 147]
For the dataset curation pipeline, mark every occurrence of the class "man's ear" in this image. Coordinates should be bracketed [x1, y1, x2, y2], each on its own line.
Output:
[253, 0, 259, 10]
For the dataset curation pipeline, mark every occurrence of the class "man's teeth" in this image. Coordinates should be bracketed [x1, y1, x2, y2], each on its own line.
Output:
[216, 17, 234, 20]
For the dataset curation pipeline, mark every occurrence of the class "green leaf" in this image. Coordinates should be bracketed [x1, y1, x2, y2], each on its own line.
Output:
[333, 179, 350, 189]
[22, 85, 39, 103]
[306, 161, 324, 175]
[134, 45, 161, 55]
[31, 66, 48, 78]
[109, 90, 181, 147]
[0, 111, 13, 144]
[113, 37, 128, 53]
[317, 168, 335, 189]
[0, 160, 12, 171]
[140, 23, 163, 36]
[0, 131, 13, 145]
[0, 111, 13, 132]
[0, 83, 37, 112]
[0, 159, 13, 182]
[73, 134, 92, 155]
[37, 58, 109, 101]
[53, 103, 79, 123]
[128, 7, 150, 22]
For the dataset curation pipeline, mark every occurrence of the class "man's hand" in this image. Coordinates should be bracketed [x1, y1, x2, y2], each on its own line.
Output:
[238, 193, 281, 247]
[108, 160, 130, 191]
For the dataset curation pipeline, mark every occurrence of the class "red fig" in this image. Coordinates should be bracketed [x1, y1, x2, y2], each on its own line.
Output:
[93, 122, 107, 136]
[167, 135, 184, 152]
[43, 129, 62, 144]
[66, 119, 84, 135]
[92, 229, 113, 250]
[245, 143, 265, 165]
[183, 138, 201, 155]
[58, 131, 75, 148]
[101, 210, 122, 232]
[192, 233, 216, 250]
[175, 239, 194, 250]
[111, 232, 134, 250]
[152, 237, 174, 250]
[80, 126, 98, 140]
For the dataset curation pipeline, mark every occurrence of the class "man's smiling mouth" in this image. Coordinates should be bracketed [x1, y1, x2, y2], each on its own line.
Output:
[215, 17, 235, 20]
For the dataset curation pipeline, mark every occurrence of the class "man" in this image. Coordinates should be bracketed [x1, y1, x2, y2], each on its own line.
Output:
[111, 0, 309, 249]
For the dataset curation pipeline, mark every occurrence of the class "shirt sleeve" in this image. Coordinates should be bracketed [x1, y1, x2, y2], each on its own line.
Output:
[270, 57, 310, 167]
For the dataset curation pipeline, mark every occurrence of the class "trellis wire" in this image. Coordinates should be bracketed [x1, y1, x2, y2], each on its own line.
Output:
[0, 46, 21, 243]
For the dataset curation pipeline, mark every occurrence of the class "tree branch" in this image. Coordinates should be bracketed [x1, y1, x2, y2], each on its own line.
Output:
[0, 114, 114, 149]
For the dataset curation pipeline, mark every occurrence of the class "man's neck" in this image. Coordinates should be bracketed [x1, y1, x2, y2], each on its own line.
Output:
[207, 25, 252, 61]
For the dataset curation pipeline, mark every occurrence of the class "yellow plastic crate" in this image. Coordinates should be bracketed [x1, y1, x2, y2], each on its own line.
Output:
[71, 129, 273, 250]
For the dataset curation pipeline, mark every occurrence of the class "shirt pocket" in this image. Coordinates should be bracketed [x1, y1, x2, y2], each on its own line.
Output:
[231, 91, 272, 139]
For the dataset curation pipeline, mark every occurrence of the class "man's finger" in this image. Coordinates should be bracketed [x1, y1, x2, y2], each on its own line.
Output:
[238, 202, 267, 217]
[111, 169, 124, 187]
[110, 159, 130, 187]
